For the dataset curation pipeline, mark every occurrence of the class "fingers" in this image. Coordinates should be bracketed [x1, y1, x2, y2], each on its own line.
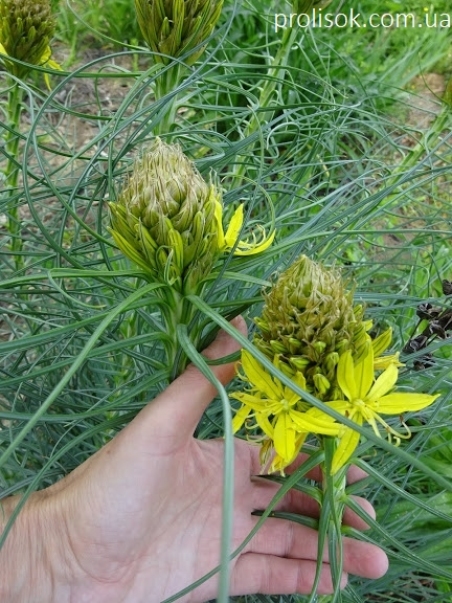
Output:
[136, 316, 247, 442]
[231, 554, 347, 596]
[247, 517, 389, 580]
[251, 476, 376, 531]
[346, 465, 369, 484]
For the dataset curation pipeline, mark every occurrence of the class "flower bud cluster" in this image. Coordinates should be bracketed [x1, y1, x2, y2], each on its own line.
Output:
[135, 0, 223, 65]
[110, 139, 221, 293]
[253, 255, 370, 400]
[109, 139, 274, 294]
[0, 0, 55, 78]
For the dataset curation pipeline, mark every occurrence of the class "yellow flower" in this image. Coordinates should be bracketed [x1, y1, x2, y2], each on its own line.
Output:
[214, 202, 275, 256]
[232, 350, 339, 473]
[306, 346, 439, 474]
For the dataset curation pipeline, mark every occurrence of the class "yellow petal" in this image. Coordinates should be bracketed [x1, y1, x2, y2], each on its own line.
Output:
[241, 350, 282, 400]
[232, 405, 251, 433]
[230, 391, 269, 412]
[233, 228, 276, 256]
[332, 415, 363, 474]
[355, 346, 374, 398]
[270, 453, 288, 475]
[214, 201, 226, 250]
[337, 351, 357, 401]
[224, 204, 244, 248]
[273, 413, 296, 462]
[377, 392, 439, 414]
[255, 412, 274, 439]
[45, 58, 62, 71]
[0, 42, 8, 56]
[290, 407, 341, 436]
[284, 371, 306, 405]
[367, 363, 398, 402]
[374, 353, 403, 370]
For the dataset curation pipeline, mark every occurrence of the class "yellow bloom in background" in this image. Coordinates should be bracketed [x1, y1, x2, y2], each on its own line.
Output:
[306, 346, 439, 474]
[0, 0, 61, 84]
[232, 350, 339, 474]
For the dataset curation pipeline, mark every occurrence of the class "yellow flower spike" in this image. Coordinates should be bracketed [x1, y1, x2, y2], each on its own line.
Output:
[306, 346, 440, 473]
[215, 202, 275, 256]
[110, 140, 223, 293]
[135, 0, 224, 66]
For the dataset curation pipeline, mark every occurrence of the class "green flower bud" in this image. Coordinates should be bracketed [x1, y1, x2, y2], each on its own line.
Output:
[109, 138, 222, 293]
[278, 360, 295, 378]
[0, 0, 56, 78]
[135, 0, 223, 66]
[313, 340, 327, 355]
[289, 356, 311, 371]
[325, 351, 340, 374]
[252, 254, 370, 399]
[288, 337, 302, 354]
[313, 373, 330, 396]
[270, 340, 287, 354]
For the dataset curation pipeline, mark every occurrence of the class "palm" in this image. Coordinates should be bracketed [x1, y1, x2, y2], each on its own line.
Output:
[42, 320, 388, 602]
[58, 425, 264, 602]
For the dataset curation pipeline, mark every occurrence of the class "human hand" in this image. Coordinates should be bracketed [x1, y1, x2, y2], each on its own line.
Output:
[0, 317, 388, 603]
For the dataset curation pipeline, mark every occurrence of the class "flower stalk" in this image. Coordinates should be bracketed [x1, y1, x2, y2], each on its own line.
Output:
[134, 0, 224, 135]
[3, 80, 25, 268]
[232, 0, 334, 185]
[0, 0, 60, 268]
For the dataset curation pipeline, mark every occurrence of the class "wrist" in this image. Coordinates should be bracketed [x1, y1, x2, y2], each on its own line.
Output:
[0, 493, 71, 603]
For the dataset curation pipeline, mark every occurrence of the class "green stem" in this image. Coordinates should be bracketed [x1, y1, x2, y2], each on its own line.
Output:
[3, 78, 25, 269]
[154, 63, 182, 137]
[319, 437, 347, 603]
[232, 25, 299, 185]
[158, 284, 202, 382]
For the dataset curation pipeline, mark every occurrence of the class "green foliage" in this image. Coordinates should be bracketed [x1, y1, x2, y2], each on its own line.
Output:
[53, 0, 141, 58]
[1, 0, 452, 601]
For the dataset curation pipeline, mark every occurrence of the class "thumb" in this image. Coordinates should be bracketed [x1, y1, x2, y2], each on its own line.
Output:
[137, 316, 247, 441]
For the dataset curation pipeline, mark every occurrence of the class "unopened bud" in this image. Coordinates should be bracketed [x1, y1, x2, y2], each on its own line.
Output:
[135, 0, 224, 66]
[313, 373, 330, 396]
[289, 356, 311, 371]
